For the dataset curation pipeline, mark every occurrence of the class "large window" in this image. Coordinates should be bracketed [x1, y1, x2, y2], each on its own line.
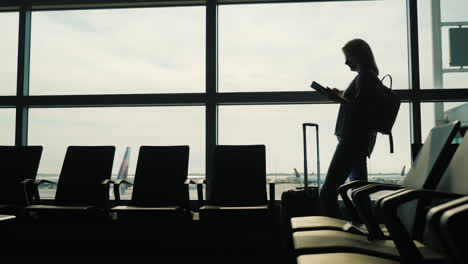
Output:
[2, 0, 466, 202]
[219, 104, 411, 199]
[0, 12, 19, 96]
[219, 0, 409, 92]
[418, 0, 468, 89]
[30, 7, 205, 95]
[0, 109, 15, 145]
[28, 106, 205, 199]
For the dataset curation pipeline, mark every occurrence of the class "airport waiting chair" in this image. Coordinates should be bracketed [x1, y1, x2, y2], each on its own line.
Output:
[294, 198, 468, 264]
[26, 146, 115, 222]
[290, 121, 460, 240]
[111, 146, 192, 222]
[197, 145, 275, 223]
[436, 198, 468, 264]
[292, 126, 468, 263]
[0, 146, 43, 216]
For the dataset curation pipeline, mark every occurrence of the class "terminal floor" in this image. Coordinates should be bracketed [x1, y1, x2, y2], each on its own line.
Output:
[0, 217, 291, 263]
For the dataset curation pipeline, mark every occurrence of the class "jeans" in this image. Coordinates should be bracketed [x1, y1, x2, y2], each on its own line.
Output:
[319, 135, 370, 219]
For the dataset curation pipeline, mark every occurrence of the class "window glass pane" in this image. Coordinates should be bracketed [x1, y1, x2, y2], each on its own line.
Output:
[219, 1, 409, 92]
[30, 7, 205, 95]
[29, 107, 205, 199]
[418, 0, 468, 89]
[422, 102, 468, 142]
[0, 13, 19, 96]
[219, 104, 411, 199]
[0, 109, 15, 144]
[441, 0, 468, 22]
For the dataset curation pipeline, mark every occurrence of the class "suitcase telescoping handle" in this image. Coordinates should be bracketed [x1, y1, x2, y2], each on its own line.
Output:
[302, 123, 320, 192]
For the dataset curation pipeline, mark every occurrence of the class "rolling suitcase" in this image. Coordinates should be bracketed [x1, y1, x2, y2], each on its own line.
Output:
[280, 123, 322, 249]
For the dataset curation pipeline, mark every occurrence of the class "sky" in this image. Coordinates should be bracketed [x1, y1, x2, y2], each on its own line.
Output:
[1, 0, 468, 177]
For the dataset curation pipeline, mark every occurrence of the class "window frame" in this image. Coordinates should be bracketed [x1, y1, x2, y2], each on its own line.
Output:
[2, 0, 468, 200]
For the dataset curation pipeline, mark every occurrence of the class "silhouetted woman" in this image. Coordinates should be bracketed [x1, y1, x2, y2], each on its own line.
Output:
[319, 39, 379, 218]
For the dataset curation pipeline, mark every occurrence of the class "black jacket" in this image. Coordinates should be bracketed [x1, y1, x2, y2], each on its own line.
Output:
[335, 71, 378, 156]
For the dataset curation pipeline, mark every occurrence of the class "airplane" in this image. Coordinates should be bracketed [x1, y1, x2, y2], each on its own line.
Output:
[116, 146, 131, 195]
[294, 168, 301, 178]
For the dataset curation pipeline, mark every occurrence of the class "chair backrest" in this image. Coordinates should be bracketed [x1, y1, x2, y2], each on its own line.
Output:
[207, 145, 267, 206]
[435, 130, 468, 195]
[55, 146, 115, 207]
[131, 146, 189, 207]
[402, 121, 460, 189]
[0, 146, 43, 205]
[397, 121, 460, 237]
[415, 131, 468, 242]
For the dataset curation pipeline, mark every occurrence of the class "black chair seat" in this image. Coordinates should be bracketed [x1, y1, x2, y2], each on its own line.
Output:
[293, 229, 443, 261]
[291, 216, 390, 236]
[291, 216, 348, 231]
[27, 204, 96, 211]
[199, 205, 270, 223]
[200, 205, 269, 211]
[297, 253, 399, 264]
[112, 205, 183, 212]
[0, 214, 16, 222]
[112, 205, 191, 222]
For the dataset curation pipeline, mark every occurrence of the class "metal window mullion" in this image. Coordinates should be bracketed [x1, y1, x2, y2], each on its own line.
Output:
[431, 0, 445, 127]
[407, 0, 422, 162]
[15, 6, 31, 147]
[205, 0, 218, 189]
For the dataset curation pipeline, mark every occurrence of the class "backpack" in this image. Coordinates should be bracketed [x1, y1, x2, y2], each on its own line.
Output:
[368, 74, 401, 153]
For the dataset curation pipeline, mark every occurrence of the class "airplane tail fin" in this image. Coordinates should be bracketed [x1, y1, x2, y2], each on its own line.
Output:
[294, 168, 301, 178]
[116, 147, 131, 194]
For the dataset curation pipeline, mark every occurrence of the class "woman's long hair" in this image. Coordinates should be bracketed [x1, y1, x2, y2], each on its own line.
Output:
[342, 39, 379, 76]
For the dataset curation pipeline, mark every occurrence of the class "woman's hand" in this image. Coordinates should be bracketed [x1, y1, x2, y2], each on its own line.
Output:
[331, 88, 343, 96]
[326, 87, 350, 103]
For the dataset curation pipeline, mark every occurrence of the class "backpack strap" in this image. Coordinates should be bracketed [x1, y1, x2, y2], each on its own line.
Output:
[389, 132, 394, 154]
[381, 74, 393, 89]
[382, 74, 395, 154]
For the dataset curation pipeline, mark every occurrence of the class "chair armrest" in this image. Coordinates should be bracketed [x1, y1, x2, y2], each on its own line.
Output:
[351, 183, 404, 239]
[337, 180, 377, 223]
[193, 179, 206, 185]
[181, 179, 192, 211]
[267, 178, 276, 211]
[20, 179, 36, 205]
[426, 196, 468, 256]
[379, 189, 464, 210]
[378, 189, 464, 263]
[21, 179, 36, 185]
[193, 179, 206, 208]
[101, 180, 114, 211]
[352, 183, 402, 200]
[34, 179, 57, 186]
[101, 179, 114, 186]
[375, 188, 409, 207]
[114, 179, 132, 186]
[113, 180, 132, 203]
[439, 199, 468, 264]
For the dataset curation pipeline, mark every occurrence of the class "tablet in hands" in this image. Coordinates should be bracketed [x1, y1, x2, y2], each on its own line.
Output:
[310, 81, 350, 103]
